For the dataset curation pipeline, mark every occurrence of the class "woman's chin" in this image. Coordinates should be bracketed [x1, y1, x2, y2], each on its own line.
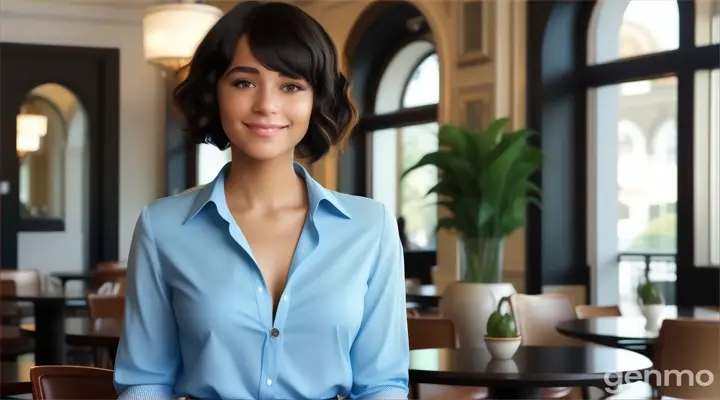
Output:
[238, 144, 294, 162]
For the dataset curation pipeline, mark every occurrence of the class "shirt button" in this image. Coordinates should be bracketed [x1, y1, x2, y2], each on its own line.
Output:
[266, 378, 272, 386]
[283, 295, 289, 301]
[270, 328, 280, 337]
[257, 287, 263, 293]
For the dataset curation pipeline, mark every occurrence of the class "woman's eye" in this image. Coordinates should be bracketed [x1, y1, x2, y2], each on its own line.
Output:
[233, 79, 254, 88]
[283, 84, 304, 93]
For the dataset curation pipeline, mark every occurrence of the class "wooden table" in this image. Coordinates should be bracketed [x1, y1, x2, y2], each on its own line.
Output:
[409, 346, 653, 399]
[1, 289, 87, 365]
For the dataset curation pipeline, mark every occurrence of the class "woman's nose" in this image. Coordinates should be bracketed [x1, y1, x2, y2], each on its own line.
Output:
[252, 87, 279, 114]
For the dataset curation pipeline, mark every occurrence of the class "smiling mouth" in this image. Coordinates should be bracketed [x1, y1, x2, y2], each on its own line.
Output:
[243, 123, 288, 138]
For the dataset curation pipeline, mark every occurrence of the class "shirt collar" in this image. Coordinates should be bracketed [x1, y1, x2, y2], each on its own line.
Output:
[184, 161, 351, 223]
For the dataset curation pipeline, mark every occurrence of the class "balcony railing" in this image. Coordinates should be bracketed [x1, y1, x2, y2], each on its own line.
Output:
[618, 252, 677, 311]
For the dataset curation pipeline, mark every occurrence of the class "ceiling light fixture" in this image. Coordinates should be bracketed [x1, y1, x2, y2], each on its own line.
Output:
[142, 0, 223, 71]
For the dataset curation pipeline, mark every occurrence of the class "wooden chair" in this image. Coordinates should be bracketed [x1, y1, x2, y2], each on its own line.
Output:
[88, 267, 125, 295]
[511, 294, 652, 399]
[30, 365, 116, 399]
[87, 294, 125, 320]
[509, 293, 589, 399]
[0, 280, 35, 367]
[87, 294, 124, 368]
[652, 319, 720, 399]
[407, 316, 487, 400]
[575, 305, 622, 319]
[1, 269, 42, 318]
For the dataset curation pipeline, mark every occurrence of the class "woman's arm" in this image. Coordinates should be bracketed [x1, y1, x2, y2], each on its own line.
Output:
[114, 206, 180, 400]
[349, 203, 410, 399]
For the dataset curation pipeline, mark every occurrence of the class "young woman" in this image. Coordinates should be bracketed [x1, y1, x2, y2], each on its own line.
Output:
[113, 2, 409, 399]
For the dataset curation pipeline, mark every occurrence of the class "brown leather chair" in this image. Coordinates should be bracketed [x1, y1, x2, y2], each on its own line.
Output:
[30, 365, 117, 399]
[407, 316, 487, 400]
[652, 319, 720, 399]
[87, 294, 125, 320]
[88, 266, 126, 295]
[575, 305, 622, 319]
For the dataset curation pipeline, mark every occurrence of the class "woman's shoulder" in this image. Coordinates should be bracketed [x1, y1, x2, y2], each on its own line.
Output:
[140, 185, 208, 227]
[327, 190, 394, 224]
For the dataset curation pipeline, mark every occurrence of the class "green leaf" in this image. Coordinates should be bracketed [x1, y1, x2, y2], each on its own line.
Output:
[479, 130, 532, 209]
[438, 124, 469, 158]
[401, 151, 473, 182]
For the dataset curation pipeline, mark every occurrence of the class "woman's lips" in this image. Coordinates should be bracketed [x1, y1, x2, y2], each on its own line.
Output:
[244, 123, 287, 138]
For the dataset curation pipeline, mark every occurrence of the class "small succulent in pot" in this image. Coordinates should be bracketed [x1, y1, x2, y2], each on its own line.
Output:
[484, 296, 522, 359]
[636, 265, 665, 306]
[486, 296, 518, 338]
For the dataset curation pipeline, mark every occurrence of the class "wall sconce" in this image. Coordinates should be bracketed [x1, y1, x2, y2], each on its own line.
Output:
[142, 0, 223, 72]
[16, 113, 48, 158]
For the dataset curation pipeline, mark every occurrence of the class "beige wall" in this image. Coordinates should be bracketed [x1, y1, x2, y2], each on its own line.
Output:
[296, 0, 529, 294]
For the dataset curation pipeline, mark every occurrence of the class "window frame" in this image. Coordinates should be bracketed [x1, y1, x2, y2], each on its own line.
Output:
[584, 0, 719, 305]
[525, 0, 719, 305]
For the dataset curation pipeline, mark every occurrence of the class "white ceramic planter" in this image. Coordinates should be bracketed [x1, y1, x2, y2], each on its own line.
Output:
[440, 282, 516, 348]
[484, 336, 522, 359]
[642, 304, 665, 331]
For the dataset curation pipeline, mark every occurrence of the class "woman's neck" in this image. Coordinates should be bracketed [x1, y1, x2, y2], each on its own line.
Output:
[224, 150, 306, 213]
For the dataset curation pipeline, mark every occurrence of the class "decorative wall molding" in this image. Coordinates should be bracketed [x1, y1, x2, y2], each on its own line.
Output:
[456, 83, 494, 131]
[456, 0, 492, 67]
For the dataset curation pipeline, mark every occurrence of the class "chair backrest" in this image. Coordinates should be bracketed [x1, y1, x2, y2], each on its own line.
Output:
[509, 293, 585, 346]
[653, 319, 719, 399]
[575, 305, 622, 319]
[87, 294, 125, 319]
[0, 269, 41, 295]
[407, 316, 456, 350]
[90, 267, 126, 294]
[30, 365, 116, 399]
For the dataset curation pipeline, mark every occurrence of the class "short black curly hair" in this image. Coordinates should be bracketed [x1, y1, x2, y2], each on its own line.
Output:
[173, 1, 357, 163]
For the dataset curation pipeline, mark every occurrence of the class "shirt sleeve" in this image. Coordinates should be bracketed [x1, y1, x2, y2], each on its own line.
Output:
[114, 205, 180, 400]
[349, 203, 410, 399]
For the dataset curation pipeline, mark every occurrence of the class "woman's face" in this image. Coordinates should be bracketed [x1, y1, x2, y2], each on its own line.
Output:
[217, 35, 314, 161]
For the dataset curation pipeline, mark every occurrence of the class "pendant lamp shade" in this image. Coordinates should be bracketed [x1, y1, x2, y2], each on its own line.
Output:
[143, 2, 223, 71]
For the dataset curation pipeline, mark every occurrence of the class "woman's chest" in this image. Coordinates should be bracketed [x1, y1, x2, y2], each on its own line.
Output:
[159, 234, 377, 342]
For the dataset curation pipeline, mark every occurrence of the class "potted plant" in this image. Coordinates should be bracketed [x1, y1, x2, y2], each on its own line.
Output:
[484, 296, 521, 360]
[637, 265, 665, 330]
[401, 117, 543, 346]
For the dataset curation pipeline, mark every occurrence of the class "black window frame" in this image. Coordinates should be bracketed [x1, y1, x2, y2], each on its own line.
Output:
[525, 0, 719, 305]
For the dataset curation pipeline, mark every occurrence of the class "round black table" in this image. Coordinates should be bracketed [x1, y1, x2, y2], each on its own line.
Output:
[409, 346, 653, 399]
[557, 317, 658, 349]
[556, 307, 719, 353]
[22, 317, 121, 364]
[1, 289, 87, 365]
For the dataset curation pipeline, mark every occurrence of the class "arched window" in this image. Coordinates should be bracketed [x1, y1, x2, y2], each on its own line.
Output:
[371, 47, 439, 251]
[344, 2, 440, 256]
[585, 0, 719, 307]
[617, 120, 647, 189]
[652, 119, 678, 167]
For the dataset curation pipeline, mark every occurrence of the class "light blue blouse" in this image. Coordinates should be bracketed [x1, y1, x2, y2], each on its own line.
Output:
[113, 162, 410, 400]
